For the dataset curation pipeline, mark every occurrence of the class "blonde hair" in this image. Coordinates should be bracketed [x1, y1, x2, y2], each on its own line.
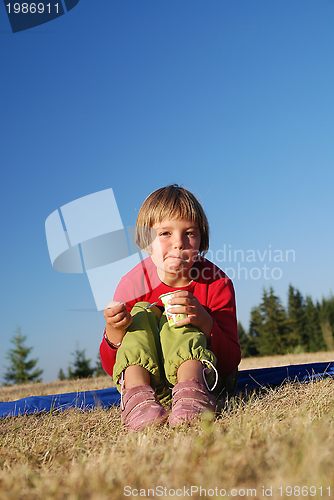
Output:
[135, 184, 209, 255]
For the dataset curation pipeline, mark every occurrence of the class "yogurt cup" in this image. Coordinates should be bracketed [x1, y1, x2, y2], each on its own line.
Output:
[159, 291, 187, 327]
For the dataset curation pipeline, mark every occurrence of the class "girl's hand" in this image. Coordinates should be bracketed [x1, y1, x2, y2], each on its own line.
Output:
[104, 301, 132, 330]
[167, 291, 213, 339]
[104, 301, 132, 343]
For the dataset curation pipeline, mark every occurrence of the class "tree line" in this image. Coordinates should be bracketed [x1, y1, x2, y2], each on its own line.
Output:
[2, 327, 104, 385]
[238, 285, 334, 357]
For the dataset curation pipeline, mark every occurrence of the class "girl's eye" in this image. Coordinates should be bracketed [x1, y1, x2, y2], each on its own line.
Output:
[159, 232, 170, 236]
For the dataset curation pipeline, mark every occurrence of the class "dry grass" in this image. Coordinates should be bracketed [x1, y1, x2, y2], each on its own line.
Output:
[240, 351, 334, 370]
[0, 376, 114, 403]
[1, 354, 334, 500]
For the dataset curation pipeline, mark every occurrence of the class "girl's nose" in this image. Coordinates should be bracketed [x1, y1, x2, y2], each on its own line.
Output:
[173, 234, 184, 249]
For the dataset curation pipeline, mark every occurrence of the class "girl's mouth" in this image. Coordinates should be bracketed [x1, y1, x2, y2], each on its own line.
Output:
[166, 256, 184, 262]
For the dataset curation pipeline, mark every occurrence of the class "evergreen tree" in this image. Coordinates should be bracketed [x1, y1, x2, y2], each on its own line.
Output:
[246, 287, 334, 358]
[238, 322, 250, 358]
[4, 327, 43, 385]
[287, 285, 307, 351]
[238, 320, 260, 358]
[244, 309, 262, 357]
[257, 287, 289, 356]
[58, 368, 67, 380]
[68, 347, 95, 379]
[304, 297, 325, 352]
[319, 297, 334, 351]
[94, 352, 106, 377]
[321, 295, 334, 327]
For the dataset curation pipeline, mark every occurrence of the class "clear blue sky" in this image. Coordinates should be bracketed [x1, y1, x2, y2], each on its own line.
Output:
[1, 0, 334, 383]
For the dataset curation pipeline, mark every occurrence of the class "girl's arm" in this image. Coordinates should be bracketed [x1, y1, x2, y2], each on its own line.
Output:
[207, 278, 241, 377]
[104, 301, 132, 344]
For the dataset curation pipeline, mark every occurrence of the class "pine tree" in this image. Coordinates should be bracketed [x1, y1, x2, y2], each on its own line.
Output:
[257, 287, 289, 356]
[239, 310, 261, 358]
[68, 347, 95, 379]
[94, 352, 106, 377]
[248, 306, 262, 356]
[238, 321, 260, 358]
[321, 295, 334, 328]
[304, 297, 325, 352]
[4, 327, 43, 385]
[238, 322, 250, 358]
[319, 297, 334, 351]
[58, 368, 67, 380]
[287, 285, 307, 352]
[246, 288, 334, 358]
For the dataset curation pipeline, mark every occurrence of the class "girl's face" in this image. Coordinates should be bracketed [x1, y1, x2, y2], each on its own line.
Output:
[148, 219, 201, 286]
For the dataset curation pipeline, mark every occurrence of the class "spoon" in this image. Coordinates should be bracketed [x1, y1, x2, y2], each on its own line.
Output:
[107, 301, 158, 311]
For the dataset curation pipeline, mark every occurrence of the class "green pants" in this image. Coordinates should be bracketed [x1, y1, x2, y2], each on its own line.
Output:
[113, 302, 217, 404]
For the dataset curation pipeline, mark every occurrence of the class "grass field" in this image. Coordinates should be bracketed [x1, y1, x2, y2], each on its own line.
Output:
[1, 352, 334, 500]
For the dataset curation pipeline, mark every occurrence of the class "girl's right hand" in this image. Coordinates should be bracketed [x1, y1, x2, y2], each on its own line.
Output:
[104, 301, 133, 331]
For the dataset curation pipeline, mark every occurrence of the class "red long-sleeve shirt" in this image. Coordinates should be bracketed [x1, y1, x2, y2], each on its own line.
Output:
[100, 256, 241, 378]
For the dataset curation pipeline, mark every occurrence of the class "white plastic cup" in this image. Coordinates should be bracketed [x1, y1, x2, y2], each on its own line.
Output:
[159, 291, 187, 327]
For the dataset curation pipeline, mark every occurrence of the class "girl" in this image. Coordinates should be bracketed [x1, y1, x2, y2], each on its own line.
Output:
[100, 184, 241, 430]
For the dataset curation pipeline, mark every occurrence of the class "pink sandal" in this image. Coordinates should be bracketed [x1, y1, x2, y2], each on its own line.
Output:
[169, 378, 216, 427]
[121, 384, 168, 431]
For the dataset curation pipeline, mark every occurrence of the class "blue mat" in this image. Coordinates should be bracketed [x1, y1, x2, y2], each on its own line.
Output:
[236, 361, 334, 391]
[1, 362, 333, 418]
[0, 387, 121, 419]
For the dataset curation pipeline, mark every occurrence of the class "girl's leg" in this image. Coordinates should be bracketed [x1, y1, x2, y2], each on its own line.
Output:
[177, 359, 204, 384]
[124, 364, 150, 389]
[112, 303, 170, 431]
[113, 303, 163, 392]
[159, 314, 217, 426]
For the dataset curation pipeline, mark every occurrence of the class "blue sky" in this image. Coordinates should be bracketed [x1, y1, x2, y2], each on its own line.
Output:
[1, 0, 334, 383]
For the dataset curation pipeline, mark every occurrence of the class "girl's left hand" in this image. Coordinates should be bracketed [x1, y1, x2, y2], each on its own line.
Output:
[167, 291, 213, 339]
